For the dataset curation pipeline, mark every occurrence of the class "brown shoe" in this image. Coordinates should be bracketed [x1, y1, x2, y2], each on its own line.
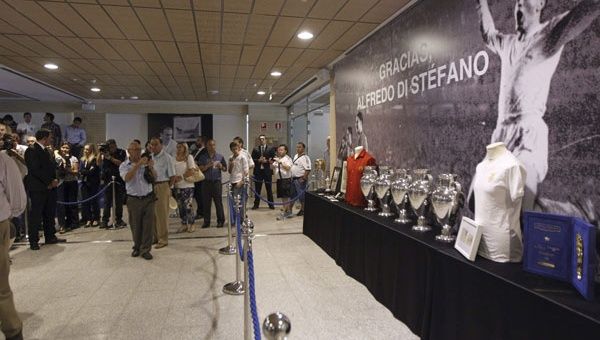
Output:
[187, 224, 196, 233]
[155, 243, 167, 249]
[176, 224, 188, 233]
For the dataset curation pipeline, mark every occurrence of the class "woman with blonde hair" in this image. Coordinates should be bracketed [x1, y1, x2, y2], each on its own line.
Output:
[173, 142, 199, 233]
[80, 143, 101, 227]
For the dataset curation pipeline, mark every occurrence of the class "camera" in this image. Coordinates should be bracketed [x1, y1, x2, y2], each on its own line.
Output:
[98, 142, 108, 153]
[1, 134, 14, 151]
[141, 151, 152, 160]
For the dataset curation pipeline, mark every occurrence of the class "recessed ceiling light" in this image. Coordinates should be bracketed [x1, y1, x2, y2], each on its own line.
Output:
[270, 71, 282, 77]
[130, 96, 138, 100]
[90, 87, 101, 92]
[44, 63, 58, 70]
[210, 90, 219, 95]
[257, 91, 266, 95]
[297, 31, 314, 40]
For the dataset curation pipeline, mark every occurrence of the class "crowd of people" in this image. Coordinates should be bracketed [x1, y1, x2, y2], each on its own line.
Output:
[0, 113, 314, 254]
[0, 112, 315, 340]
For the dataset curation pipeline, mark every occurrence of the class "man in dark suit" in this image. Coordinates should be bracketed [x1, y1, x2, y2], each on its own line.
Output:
[251, 134, 275, 209]
[192, 136, 208, 219]
[24, 129, 65, 250]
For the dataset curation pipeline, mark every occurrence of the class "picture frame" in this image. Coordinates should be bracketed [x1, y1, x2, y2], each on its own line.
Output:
[330, 166, 342, 193]
[340, 161, 348, 194]
[455, 217, 483, 262]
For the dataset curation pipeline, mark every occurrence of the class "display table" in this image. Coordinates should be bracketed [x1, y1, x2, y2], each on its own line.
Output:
[303, 192, 600, 339]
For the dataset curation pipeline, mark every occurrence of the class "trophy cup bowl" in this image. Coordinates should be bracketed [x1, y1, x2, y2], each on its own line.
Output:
[391, 169, 411, 224]
[431, 174, 457, 243]
[360, 166, 377, 211]
[408, 169, 432, 232]
[374, 167, 394, 217]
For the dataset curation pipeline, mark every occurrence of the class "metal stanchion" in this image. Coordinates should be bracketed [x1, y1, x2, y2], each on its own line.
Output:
[242, 216, 254, 340]
[223, 193, 245, 295]
[263, 312, 291, 340]
[219, 183, 236, 255]
[110, 176, 116, 227]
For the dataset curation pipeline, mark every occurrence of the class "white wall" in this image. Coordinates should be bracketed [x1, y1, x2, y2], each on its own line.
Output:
[105, 113, 147, 148]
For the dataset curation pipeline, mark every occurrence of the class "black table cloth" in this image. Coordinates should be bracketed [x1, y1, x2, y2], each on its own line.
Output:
[303, 192, 600, 339]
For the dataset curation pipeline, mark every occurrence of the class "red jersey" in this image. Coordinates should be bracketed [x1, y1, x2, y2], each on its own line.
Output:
[345, 150, 376, 207]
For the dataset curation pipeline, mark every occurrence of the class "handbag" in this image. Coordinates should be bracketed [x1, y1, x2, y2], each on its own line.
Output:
[276, 161, 291, 197]
[184, 157, 205, 183]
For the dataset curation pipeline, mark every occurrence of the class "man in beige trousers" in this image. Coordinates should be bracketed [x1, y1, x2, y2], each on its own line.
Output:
[0, 151, 26, 340]
[149, 137, 175, 249]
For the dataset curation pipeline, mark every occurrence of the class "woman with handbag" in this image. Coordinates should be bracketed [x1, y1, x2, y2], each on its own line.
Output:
[272, 144, 293, 220]
[80, 143, 101, 227]
[173, 142, 202, 233]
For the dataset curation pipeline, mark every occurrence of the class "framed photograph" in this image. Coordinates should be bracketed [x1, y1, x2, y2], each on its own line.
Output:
[340, 161, 348, 194]
[173, 116, 202, 142]
[455, 217, 483, 262]
[330, 166, 342, 193]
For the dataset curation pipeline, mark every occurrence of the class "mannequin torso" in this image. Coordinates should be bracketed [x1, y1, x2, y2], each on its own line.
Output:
[485, 142, 508, 161]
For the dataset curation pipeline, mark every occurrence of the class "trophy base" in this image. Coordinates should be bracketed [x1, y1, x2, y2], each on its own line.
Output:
[223, 280, 245, 295]
[412, 225, 431, 232]
[435, 234, 456, 243]
[394, 217, 412, 224]
[219, 245, 237, 255]
[364, 207, 378, 212]
[378, 212, 395, 217]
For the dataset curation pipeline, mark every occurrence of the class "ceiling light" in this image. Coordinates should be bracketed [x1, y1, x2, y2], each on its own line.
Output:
[270, 71, 282, 77]
[90, 87, 101, 92]
[210, 90, 219, 95]
[297, 31, 314, 40]
[130, 96, 138, 100]
[44, 63, 58, 70]
[257, 91, 266, 95]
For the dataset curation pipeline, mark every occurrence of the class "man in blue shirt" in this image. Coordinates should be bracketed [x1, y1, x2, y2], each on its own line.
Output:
[120, 141, 155, 260]
[150, 136, 175, 248]
[197, 139, 226, 228]
[63, 117, 86, 158]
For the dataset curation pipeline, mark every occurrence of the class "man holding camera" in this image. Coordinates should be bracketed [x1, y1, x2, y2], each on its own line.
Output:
[100, 139, 127, 229]
[120, 141, 155, 260]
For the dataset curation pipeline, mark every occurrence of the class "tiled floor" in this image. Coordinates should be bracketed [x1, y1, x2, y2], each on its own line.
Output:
[6, 206, 418, 340]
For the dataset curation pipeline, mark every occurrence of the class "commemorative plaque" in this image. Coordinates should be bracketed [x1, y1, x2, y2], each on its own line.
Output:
[523, 212, 596, 300]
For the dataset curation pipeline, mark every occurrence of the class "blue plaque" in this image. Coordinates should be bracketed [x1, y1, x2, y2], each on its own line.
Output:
[523, 212, 596, 301]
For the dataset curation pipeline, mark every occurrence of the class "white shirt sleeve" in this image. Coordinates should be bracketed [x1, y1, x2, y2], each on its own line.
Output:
[507, 165, 526, 202]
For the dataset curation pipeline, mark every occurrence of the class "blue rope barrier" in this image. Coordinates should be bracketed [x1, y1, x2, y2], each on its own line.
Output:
[248, 183, 305, 206]
[247, 249, 261, 340]
[56, 181, 113, 205]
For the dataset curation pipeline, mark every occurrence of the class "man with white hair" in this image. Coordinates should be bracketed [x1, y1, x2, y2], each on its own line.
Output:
[476, 0, 600, 210]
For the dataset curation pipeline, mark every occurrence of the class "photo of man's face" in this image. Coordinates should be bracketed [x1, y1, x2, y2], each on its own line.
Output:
[161, 128, 173, 143]
[355, 116, 362, 135]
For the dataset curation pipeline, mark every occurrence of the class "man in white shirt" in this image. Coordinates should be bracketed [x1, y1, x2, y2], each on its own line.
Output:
[476, 0, 600, 210]
[16, 112, 35, 144]
[0, 151, 26, 340]
[228, 142, 249, 197]
[291, 142, 311, 216]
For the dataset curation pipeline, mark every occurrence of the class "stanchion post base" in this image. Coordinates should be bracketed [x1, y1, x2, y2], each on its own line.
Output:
[223, 280, 245, 295]
[219, 245, 237, 255]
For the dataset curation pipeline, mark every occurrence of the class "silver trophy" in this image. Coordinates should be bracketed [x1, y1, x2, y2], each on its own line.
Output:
[431, 174, 462, 242]
[374, 166, 394, 217]
[391, 169, 412, 224]
[408, 169, 433, 232]
[360, 166, 378, 211]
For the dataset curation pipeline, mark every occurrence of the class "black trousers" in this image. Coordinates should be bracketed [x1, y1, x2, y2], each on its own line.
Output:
[253, 169, 274, 207]
[81, 182, 101, 222]
[193, 181, 204, 216]
[102, 180, 125, 223]
[127, 194, 155, 254]
[202, 180, 224, 225]
[56, 181, 79, 228]
[28, 189, 57, 245]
